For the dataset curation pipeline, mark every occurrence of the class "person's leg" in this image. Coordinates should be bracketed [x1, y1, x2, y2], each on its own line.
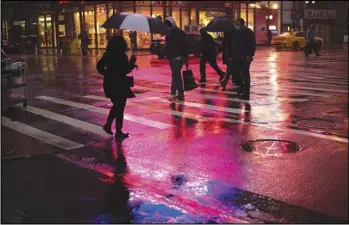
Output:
[169, 59, 177, 98]
[240, 60, 251, 99]
[103, 98, 117, 135]
[200, 54, 207, 82]
[207, 55, 225, 80]
[115, 97, 128, 137]
[177, 59, 185, 98]
[221, 59, 233, 90]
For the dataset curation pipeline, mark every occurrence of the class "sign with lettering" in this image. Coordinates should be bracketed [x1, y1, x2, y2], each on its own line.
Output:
[304, 9, 336, 19]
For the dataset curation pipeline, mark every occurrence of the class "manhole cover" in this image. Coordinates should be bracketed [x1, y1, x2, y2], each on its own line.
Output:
[241, 139, 301, 156]
[293, 118, 335, 129]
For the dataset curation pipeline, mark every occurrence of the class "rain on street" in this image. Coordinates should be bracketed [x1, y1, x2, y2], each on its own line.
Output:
[1, 47, 348, 223]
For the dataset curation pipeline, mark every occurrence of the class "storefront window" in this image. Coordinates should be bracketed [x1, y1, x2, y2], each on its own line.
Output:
[135, 4, 151, 49]
[84, 9, 95, 48]
[190, 8, 197, 25]
[46, 15, 53, 47]
[122, 8, 133, 48]
[96, 4, 107, 49]
[240, 4, 247, 22]
[58, 15, 66, 37]
[38, 16, 46, 47]
[182, 6, 189, 28]
[74, 12, 81, 37]
[172, 7, 180, 27]
[247, 8, 254, 31]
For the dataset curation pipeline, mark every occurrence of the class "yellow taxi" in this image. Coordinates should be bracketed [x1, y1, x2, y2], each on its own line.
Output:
[272, 31, 323, 51]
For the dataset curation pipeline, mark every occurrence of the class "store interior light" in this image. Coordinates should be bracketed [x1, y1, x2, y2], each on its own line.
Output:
[305, 1, 309, 3]
[273, 3, 278, 9]
[152, 14, 155, 18]
[269, 15, 273, 20]
[312, 1, 315, 3]
[249, 3, 256, 7]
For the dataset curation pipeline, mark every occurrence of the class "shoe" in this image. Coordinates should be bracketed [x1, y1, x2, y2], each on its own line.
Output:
[199, 79, 206, 83]
[169, 95, 176, 101]
[103, 124, 113, 135]
[176, 94, 185, 100]
[219, 72, 225, 81]
[115, 131, 129, 139]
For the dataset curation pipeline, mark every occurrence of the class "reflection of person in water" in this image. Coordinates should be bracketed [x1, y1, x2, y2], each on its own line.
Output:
[106, 143, 133, 223]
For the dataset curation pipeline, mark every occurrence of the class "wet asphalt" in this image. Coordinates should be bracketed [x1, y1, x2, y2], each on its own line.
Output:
[1, 46, 348, 223]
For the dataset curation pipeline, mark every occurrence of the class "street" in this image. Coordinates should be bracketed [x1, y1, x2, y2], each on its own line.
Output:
[1, 47, 348, 223]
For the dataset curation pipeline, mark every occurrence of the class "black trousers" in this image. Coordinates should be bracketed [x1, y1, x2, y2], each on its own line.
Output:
[305, 41, 320, 56]
[106, 97, 127, 133]
[222, 59, 251, 91]
[200, 53, 223, 79]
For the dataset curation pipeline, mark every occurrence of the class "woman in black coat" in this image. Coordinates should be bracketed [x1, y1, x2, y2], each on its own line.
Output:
[97, 36, 137, 139]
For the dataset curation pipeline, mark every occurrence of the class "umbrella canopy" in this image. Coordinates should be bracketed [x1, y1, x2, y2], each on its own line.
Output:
[102, 13, 167, 35]
[204, 15, 238, 32]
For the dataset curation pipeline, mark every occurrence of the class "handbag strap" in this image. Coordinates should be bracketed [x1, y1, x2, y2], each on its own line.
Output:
[185, 61, 190, 70]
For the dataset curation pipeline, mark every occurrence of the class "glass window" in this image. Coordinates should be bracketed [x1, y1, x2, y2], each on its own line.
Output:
[190, 8, 196, 25]
[172, 7, 180, 27]
[135, 5, 151, 49]
[74, 12, 81, 37]
[84, 10, 95, 48]
[122, 8, 133, 49]
[96, 4, 107, 48]
[181, 6, 189, 29]
[247, 8, 254, 31]
[240, 4, 247, 22]
[45, 15, 53, 47]
[38, 16, 46, 47]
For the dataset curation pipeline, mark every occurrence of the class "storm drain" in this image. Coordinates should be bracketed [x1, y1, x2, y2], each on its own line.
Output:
[241, 139, 301, 156]
[293, 118, 335, 129]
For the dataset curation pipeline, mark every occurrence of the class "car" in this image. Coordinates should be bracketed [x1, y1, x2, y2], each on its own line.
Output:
[271, 31, 323, 51]
[150, 34, 222, 59]
[1, 40, 21, 54]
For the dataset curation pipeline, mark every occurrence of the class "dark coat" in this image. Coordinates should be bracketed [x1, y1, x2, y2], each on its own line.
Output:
[164, 27, 188, 60]
[230, 26, 256, 60]
[200, 32, 216, 56]
[96, 52, 136, 99]
[222, 30, 234, 64]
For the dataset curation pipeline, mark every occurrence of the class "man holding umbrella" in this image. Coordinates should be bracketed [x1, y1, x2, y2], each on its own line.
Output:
[163, 17, 188, 101]
[221, 18, 255, 99]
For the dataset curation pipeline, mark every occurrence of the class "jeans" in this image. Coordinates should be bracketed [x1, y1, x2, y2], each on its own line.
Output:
[200, 54, 223, 79]
[305, 41, 320, 56]
[106, 97, 127, 133]
[169, 58, 184, 96]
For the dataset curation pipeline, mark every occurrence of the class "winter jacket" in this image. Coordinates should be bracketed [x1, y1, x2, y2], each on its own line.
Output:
[306, 28, 316, 43]
[230, 26, 256, 61]
[200, 32, 216, 56]
[96, 51, 136, 99]
[163, 17, 188, 60]
[222, 30, 234, 64]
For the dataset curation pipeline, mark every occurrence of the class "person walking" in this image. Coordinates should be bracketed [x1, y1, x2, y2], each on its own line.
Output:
[163, 17, 188, 101]
[305, 24, 320, 57]
[199, 28, 225, 83]
[96, 36, 137, 139]
[221, 18, 256, 99]
[267, 30, 273, 45]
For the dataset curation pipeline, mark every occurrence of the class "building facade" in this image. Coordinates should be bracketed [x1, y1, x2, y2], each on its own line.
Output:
[2, 1, 293, 50]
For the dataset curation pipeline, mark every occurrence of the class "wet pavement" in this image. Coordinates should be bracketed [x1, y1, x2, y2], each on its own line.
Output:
[1, 46, 348, 223]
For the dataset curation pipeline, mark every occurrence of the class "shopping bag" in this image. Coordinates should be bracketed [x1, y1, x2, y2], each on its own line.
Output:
[182, 63, 198, 91]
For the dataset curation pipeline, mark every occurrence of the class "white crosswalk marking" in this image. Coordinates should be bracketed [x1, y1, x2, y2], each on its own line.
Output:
[14, 104, 111, 138]
[36, 96, 173, 129]
[1, 117, 84, 150]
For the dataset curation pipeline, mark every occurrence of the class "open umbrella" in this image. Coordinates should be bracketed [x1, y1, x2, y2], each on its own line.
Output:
[204, 15, 238, 32]
[102, 13, 167, 35]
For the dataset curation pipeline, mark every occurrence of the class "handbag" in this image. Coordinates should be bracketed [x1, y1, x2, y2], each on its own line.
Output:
[182, 62, 198, 91]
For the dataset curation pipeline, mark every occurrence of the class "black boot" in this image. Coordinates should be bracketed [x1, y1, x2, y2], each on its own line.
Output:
[115, 131, 129, 139]
[103, 123, 113, 135]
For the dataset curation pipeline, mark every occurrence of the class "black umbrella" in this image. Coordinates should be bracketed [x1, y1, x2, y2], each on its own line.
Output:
[102, 13, 167, 35]
[204, 15, 238, 32]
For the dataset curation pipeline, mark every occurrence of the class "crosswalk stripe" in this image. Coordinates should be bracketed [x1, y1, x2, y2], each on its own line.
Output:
[1, 117, 84, 150]
[83, 95, 204, 121]
[84, 94, 247, 114]
[83, 94, 348, 143]
[14, 105, 111, 138]
[280, 85, 348, 93]
[36, 96, 173, 130]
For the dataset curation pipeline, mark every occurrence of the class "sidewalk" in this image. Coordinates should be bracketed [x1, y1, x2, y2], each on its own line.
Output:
[38, 48, 152, 57]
